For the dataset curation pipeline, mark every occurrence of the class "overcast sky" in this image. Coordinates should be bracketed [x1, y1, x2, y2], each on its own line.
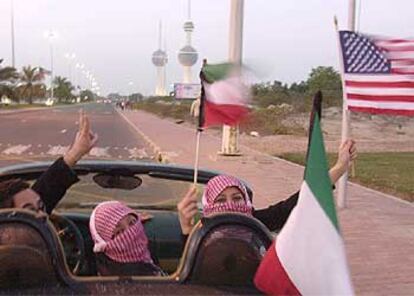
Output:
[0, 0, 413, 96]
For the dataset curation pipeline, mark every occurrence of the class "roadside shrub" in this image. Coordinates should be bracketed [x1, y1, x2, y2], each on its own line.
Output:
[240, 108, 305, 136]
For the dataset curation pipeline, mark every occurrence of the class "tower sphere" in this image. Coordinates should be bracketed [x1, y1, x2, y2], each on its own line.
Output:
[152, 49, 168, 67]
[183, 21, 194, 32]
[178, 45, 198, 67]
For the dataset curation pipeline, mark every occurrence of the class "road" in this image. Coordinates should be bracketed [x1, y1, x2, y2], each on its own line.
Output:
[0, 103, 153, 167]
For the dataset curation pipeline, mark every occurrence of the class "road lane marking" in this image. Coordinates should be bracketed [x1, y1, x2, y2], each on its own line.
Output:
[89, 147, 110, 158]
[2, 144, 31, 155]
[128, 148, 148, 159]
[115, 109, 161, 161]
[47, 145, 69, 156]
[61, 129, 67, 134]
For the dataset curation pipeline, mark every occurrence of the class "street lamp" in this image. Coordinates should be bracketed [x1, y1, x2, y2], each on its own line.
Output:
[75, 62, 84, 90]
[10, 0, 16, 67]
[44, 30, 58, 99]
[64, 52, 76, 82]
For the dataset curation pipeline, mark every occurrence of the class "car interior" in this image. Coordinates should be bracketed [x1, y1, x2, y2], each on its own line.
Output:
[0, 161, 271, 293]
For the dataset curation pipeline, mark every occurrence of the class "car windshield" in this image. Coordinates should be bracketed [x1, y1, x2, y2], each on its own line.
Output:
[57, 174, 204, 211]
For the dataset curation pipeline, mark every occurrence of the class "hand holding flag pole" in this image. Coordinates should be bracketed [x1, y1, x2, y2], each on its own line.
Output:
[254, 91, 354, 295]
[334, 16, 351, 209]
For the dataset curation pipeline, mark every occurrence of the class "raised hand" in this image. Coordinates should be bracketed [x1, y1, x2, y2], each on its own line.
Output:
[329, 139, 357, 184]
[177, 185, 199, 235]
[64, 110, 99, 167]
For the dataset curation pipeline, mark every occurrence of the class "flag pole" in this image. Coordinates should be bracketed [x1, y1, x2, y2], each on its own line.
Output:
[193, 59, 207, 185]
[221, 0, 244, 156]
[193, 129, 201, 184]
[336, 0, 356, 209]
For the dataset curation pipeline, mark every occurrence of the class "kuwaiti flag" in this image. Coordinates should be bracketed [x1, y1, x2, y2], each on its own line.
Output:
[254, 98, 354, 295]
[198, 63, 250, 128]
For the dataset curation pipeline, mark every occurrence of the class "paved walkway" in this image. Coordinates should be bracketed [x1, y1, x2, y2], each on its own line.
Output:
[120, 109, 413, 295]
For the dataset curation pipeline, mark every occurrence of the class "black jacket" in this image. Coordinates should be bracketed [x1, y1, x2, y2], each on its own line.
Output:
[252, 191, 299, 232]
[181, 191, 299, 245]
[31, 157, 80, 214]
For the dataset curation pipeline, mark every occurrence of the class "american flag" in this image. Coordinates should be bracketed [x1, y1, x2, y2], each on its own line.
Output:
[339, 30, 414, 116]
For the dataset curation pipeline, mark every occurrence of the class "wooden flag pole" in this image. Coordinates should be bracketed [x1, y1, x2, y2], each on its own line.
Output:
[335, 0, 356, 209]
[193, 129, 202, 184]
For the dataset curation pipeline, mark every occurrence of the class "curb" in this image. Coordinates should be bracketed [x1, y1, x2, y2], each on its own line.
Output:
[115, 108, 167, 163]
[0, 102, 91, 115]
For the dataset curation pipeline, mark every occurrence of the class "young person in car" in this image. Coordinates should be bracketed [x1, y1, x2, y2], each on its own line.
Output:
[177, 139, 357, 236]
[89, 201, 164, 276]
[0, 111, 98, 214]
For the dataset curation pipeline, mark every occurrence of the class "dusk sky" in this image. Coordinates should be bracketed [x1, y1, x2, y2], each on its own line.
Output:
[0, 0, 413, 95]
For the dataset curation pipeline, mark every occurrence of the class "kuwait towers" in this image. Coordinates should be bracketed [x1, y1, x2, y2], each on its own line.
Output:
[178, 0, 198, 83]
[152, 21, 168, 96]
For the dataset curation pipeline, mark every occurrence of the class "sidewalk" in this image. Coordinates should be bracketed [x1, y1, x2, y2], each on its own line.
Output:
[122, 109, 413, 295]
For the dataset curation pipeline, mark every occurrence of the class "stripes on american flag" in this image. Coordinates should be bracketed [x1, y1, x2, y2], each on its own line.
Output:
[339, 30, 414, 116]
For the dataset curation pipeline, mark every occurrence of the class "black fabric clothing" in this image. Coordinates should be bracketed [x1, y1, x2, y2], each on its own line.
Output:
[95, 253, 164, 276]
[31, 157, 80, 214]
[252, 191, 299, 232]
[180, 191, 300, 246]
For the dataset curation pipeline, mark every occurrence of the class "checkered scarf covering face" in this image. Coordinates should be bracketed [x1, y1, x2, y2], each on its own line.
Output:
[89, 201, 153, 264]
[202, 175, 253, 217]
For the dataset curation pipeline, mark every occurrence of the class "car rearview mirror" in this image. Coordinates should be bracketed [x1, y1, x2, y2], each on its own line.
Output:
[93, 174, 142, 190]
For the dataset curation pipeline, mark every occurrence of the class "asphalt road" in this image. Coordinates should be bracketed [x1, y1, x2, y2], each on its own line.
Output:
[0, 103, 153, 167]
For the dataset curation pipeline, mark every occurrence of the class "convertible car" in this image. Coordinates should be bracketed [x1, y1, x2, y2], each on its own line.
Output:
[0, 160, 273, 294]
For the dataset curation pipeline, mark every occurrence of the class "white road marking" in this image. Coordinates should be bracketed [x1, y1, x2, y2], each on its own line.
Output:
[61, 129, 67, 134]
[89, 147, 110, 158]
[164, 151, 179, 158]
[2, 144, 31, 155]
[47, 145, 69, 156]
[128, 148, 149, 159]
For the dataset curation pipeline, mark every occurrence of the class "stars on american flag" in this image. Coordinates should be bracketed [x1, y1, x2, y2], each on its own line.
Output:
[340, 31, 390, 74]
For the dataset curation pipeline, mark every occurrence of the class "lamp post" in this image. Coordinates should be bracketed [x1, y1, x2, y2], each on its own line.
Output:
[221, 0, 244, 155]
[10, 0, 16, 67]
[44, 30, 57, 99]
[64, 52, 76, 83]
[75, 63, 83, 91]
[128, 81, 134, 100]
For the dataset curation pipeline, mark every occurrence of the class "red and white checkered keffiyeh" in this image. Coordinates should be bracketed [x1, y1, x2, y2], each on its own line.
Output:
[202, 175, 253, 217]
[89, 201, 153, 264]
